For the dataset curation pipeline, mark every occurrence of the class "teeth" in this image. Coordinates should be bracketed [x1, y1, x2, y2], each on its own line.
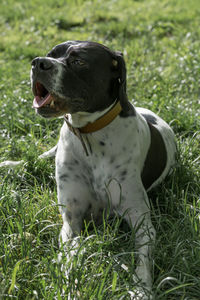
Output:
[50, 100, 55, 108]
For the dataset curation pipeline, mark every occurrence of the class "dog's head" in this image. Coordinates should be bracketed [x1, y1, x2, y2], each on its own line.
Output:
[31, 41, 129, 118]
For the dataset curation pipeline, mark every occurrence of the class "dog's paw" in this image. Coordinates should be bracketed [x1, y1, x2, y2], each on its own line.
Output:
[128, 288, 152, 300]
[131, 273, 153, 300]
[0, 160, 24, 168]
[38, 145, 57, 159]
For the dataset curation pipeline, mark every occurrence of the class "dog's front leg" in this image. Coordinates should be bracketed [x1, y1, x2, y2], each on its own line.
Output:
[58, 201, 82, 264]
[110, 178, 155, 294]
[126, 198, 155, 293]
[56, 168, 95, 250]
[134, 217, 156, 288]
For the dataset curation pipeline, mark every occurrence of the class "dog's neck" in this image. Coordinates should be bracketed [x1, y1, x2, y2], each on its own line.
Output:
[67, 100, 118, 128]
[64, 100, 122, 156]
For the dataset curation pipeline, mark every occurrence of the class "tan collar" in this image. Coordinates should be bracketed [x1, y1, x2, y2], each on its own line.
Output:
[64, 101, 122, 134]
[64, 101, 122, 155]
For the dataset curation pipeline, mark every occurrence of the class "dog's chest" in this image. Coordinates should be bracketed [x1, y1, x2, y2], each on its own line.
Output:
[56, 114, 150, 205]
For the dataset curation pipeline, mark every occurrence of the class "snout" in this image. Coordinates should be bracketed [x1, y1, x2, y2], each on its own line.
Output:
[31, 57, 54, 72]
[31, 56, 70, 118]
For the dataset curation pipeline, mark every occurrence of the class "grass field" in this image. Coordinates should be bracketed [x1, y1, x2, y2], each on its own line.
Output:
[0, 0, 200, 299]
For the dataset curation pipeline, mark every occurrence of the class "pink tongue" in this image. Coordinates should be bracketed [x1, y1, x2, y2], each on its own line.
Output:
[33, 94, 53, 108]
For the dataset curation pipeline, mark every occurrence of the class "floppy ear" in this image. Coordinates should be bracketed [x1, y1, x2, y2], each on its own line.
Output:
[112, 51, 130, 114]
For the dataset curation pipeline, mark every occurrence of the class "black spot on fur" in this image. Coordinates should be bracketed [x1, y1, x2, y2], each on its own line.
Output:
[58, 184, 63, 190]
[64, 163, 74, 171]
[120, 170, 127, 177]
[67, 166, 74, 171]
[115, 164, 121, 169]
[59, 174, 69, 181]
[73, 198, 78, 204]
[110, 156, 115, 164]
[141, 122, 167, 189]
[120, 177, 126, 182]
[142, 114, 157, 125]
[74, 159, 80, 165]
[99, 141, 105, 146]
[119, 170, 127, 182]
[67, 211, 72, 221]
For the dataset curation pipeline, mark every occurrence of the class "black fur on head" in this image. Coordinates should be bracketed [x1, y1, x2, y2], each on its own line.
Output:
[31, 40, 135, 118]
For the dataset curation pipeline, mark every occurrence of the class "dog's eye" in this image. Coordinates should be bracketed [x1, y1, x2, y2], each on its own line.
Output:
[71, 59, 85, 66]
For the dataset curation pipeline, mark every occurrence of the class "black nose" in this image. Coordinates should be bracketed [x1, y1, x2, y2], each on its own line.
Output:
[31, 57, 53, 71]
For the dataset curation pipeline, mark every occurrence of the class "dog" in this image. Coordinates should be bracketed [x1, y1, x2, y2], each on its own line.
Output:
[31, 41, 176, 297]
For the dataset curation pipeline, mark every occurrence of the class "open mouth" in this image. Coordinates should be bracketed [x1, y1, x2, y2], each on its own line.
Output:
[33, 82, 55, 109]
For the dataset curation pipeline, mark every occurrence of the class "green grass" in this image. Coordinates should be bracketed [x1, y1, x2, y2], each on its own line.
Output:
[0, 0, 200, 299]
